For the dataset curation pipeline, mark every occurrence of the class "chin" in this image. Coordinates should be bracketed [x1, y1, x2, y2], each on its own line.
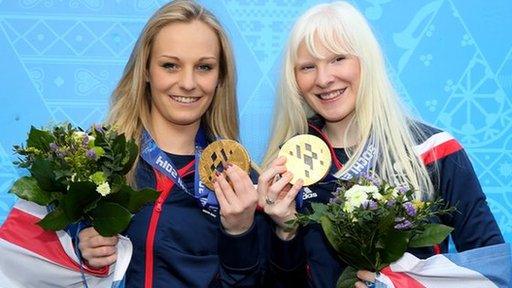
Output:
[321, 112, 353, 123]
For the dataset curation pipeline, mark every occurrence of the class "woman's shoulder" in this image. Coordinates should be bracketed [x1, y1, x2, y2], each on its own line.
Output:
[408, 120, 462, 149]
[409, 120, 443, 141]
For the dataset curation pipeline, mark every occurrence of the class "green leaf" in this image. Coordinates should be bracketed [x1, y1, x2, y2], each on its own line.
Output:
[61, 181, 101, 221]
[409, 224, 453, 248]
[379, 230, 410, 265]
[320, 216, 343, 253]
[10, 176, 53, 205]
[121, 140, 138, 174]
[106, 185, 158, 213]
[27, 126, 55, 151]
[112, 134, 126, 156]
[377, 212, 396, 234]
[336, 266, 358, 288]
[127, 187, 159, 212]
[90, 202, 132, 237]
[31, 158, 58, 191]
[308, 202, 328, 223]
[38, 207, 72, 231]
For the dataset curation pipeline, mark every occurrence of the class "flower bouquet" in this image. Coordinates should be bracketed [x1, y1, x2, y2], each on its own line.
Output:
[10, 123, 159, 236]
[294, 174, 454, 288]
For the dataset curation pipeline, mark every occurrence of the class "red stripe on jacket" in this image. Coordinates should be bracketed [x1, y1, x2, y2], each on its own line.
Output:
[144, 159, 195, 288]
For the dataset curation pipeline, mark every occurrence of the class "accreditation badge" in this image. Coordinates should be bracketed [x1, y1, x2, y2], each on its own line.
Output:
[199, 139, 251, 190]
[278, 134, 331, 186]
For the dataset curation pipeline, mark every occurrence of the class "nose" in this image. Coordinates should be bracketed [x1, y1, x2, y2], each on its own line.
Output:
[178, 67, 197, 91]
[315, 65, 334, 88]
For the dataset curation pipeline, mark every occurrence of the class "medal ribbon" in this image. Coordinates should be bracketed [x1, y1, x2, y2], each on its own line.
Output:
[140, 128, 219, 212]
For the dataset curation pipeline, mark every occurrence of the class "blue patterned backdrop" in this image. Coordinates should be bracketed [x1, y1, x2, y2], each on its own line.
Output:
[0, 0, 511, 243]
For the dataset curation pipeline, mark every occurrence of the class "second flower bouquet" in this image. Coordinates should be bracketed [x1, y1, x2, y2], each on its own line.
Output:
[294, 174, 455, 288]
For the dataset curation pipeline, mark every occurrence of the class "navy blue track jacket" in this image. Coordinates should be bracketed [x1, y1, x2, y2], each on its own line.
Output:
[125, 153, 269, 288]
[267, 117, 504, 288]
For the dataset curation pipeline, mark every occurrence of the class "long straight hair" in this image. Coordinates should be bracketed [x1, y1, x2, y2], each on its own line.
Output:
[107, 0, 239, 184]
[263, 1, 435, 200]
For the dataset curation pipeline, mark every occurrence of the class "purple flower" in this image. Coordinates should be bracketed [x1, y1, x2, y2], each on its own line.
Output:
[94, 124, 104, 132]
[386, 199, 396, 207]
[403, 202, 417, 217]
[86, 149, 96, 159]
[56, 150, 66, 158]
[82, 135, 90, 147]
[49, 143, 59, 152]
[394, 217, 413, 230]
[329, 197, 342, 204]
[360, 172, 381, 186]
[397, 186, 409, 194]
[362, 200, 378, 210]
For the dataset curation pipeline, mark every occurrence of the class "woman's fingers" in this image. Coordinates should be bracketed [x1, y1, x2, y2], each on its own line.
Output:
[283, 178, 303, 202]
[78, 227, 118, 268]
[213, 180, 229, 208]
[86, 252, 117, 268]
[356, 270, 376, 282]
[266, 171, 293, 202]
[355, 270, 376, 287]
[216, 171, 237, 205]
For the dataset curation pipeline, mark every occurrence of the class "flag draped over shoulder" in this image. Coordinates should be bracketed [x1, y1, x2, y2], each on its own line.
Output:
[375, 243, 512, 288]
[0, 199, 132, 288]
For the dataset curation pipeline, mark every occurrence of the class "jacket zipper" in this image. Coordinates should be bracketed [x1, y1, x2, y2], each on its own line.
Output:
[144, 160, 195, 288]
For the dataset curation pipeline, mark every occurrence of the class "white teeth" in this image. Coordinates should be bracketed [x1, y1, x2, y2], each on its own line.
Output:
[318, 88, 346, 100]
[171, 96, 200, 103]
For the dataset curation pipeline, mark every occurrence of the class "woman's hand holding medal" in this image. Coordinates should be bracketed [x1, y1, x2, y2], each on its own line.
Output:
[257, 156, 304, 241]
[199, 140, 258, 236]
[259, 135, 331, 241]
[213, 163, 259, 235]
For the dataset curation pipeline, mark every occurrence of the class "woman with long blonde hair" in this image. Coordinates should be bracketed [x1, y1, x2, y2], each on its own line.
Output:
[258, 2, 503, 287]
[78, 1, 265, 287]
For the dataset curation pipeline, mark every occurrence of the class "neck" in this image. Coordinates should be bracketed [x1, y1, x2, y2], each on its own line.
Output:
[150, 116, 199, 155]
[322, 114, 357, 148]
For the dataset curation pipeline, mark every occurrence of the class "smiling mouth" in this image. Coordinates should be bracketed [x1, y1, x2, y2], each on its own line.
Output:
[315, 88, 347, 101]
[170, 95, 201, 104]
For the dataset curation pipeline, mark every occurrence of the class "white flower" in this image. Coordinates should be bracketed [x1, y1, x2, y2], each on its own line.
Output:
[343, 202, 354, 213]
[391, 188, 400, 198]
[96, 182, 111, 196]
[344, 185, 370, 209]
[372, 191, 384, 202]
[73, 131, 87, 141]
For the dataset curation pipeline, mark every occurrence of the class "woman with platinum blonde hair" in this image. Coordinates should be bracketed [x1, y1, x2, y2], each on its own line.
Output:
[78, 1, 266, 287]
[258, 1, 503, 287]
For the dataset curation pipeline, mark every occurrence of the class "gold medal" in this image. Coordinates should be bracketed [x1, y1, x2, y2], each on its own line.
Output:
[278, 134, 331, 186]
[199, 139, 251, 190]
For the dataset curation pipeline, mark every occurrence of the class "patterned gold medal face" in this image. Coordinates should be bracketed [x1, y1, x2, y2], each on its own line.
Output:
[278, 134, 331, 186]
[199, 139, 251, 190]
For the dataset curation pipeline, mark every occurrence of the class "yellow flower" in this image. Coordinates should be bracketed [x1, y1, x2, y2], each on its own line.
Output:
[96, 182, 111, 196]
[412, 199, 424, 210]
